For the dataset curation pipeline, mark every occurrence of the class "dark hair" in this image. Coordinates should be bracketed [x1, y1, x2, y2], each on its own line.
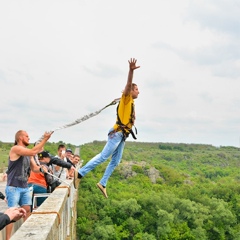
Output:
[58, 144, 65, 150]
[132, 83, 137, 90]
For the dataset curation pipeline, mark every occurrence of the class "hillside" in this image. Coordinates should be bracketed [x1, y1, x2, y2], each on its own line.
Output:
[77, 141, 240, 240]
[1, 140, 240, 239]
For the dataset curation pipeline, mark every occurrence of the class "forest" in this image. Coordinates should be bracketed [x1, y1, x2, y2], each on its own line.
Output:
[76, 141, 240, 240]
[0, 140, 240, 239]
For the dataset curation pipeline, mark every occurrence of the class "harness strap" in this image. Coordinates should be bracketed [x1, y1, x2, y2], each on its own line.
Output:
[116, 102, 137, 141]
[116, 125, 137, 141]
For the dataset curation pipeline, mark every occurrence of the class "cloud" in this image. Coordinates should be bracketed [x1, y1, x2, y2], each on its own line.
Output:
[186, 0, 240, 37]
[0, 0, 239, 149]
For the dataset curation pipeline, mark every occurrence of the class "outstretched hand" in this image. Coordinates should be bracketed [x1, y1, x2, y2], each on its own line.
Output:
[5, 207, 26, 221]
[40, 165, 48, 173]
[128, 58, 140, 71]
[43, 131, 54, 140]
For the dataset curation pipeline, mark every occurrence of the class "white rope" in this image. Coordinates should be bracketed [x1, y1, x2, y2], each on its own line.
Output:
[36, 98, 120, 144]
[44, 170, 71, 186]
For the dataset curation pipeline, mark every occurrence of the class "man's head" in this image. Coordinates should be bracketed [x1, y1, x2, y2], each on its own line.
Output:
[38, 151, 51, 163]
[57, 144, 66, 156]
[131, 83, 139, 99]
[66, 148, 73, 160]
[72, 154, 80, 165]
[15, 130, 30, 146]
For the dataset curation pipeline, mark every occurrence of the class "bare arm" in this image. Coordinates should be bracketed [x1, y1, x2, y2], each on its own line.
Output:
[10, 131, 53, 160]
[123, 58, 140, 96]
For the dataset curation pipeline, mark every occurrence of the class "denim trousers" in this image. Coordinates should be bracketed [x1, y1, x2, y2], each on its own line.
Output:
[79, 129, 125, 187]
[5, 186, 32, 207]
[28, 183, 47, 207]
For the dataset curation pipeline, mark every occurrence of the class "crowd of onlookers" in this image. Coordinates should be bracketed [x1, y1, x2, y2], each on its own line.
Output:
[28, 144, 80, 207]
[0, 130, 81, 239]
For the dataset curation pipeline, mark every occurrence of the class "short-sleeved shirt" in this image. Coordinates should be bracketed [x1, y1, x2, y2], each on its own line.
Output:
[113, 93, 135, 132]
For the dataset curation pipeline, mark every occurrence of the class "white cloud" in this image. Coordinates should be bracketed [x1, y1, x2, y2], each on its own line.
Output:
[0, 0, 239, 149]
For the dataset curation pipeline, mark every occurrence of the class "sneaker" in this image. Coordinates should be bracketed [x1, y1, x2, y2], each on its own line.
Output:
[97, 183, 108, 198]
[73, 170, 81, 189]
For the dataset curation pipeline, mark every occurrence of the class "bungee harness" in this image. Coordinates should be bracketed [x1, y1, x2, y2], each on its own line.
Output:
[108, 99, 138, 141]
[115, 102, 137, 141]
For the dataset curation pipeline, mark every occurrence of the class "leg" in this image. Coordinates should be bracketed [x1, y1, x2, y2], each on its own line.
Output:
[21, 205, 31, 220]
[5, 204, 31, 240]
[29, 183, 47, 208]
[99, 138, 125, 187]
[5, 186, 20, 240]
[5, 223, 13, 240]
[79, 130, 123, 177]
[19, 187, 32, 219]
[34, 185, 47, 207]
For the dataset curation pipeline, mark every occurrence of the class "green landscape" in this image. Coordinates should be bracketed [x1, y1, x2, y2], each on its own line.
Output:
[1, 140, 240, 239]
[77, 141, 240, 240]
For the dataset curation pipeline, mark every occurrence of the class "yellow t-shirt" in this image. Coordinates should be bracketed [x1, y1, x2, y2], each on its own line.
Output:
[113, 94, 135, 131]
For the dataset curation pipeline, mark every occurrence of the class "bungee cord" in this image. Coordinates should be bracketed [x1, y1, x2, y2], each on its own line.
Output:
[35, 98, 120, 184]
[36, 97, 120, 144]
[52, 97, 120, 131]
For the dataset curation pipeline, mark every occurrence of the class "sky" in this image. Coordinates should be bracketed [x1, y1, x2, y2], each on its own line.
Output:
[0, 0, 240, 148]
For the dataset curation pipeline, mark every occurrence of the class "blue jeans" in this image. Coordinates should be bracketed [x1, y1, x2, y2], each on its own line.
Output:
[28, 183, 47, 207]
[79, 129, 125, 187]
[5, 186, 32, 207]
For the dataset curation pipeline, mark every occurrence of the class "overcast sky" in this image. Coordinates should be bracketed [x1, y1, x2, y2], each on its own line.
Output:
[0, 0, 240, 148]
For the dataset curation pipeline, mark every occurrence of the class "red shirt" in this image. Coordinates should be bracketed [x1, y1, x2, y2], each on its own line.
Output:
[28, 171, 47, 188]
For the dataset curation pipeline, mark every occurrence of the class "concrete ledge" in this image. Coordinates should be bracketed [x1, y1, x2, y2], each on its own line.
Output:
[10, 180, 78, 240]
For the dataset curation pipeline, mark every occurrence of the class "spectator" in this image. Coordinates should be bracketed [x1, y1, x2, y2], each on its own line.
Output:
[2, 171, 7, 181]
[72, 154, 80, 167]
[68, 154, 80, 178]
[28, 151, 53, 208]
[52, 144, 69, 180]
[0, 207, 26, 230]
[66, 149, 74, 166]
[0, 191, 6, 203]
[5, 130, 52, 240]
[46, 152, 74, 191]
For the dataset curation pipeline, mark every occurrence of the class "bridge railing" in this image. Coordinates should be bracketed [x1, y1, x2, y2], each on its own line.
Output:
[10, 178, 78, 240]
[8, 157, 83, 240]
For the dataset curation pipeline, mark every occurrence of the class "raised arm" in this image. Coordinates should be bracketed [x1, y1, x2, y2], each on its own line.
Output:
[10, 131, 53, 159]
[123, 58, 140, 96]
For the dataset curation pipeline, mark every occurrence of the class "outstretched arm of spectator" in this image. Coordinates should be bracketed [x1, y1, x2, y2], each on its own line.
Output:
[49, 157, 73, 170]
[0, 207, 26, 230]
[0, 213, 11, 230]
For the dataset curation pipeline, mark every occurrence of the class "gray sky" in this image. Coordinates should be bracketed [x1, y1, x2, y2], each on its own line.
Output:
[0, 0, 240, 147]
